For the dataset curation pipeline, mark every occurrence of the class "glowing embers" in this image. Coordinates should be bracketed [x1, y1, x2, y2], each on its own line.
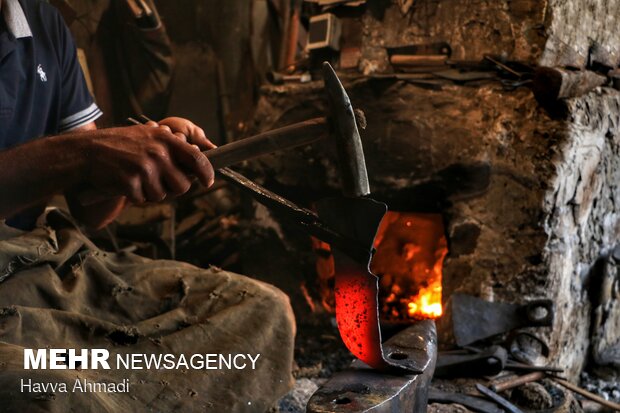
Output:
[371, 213, 447, 321]
[312, 212, 448, 321]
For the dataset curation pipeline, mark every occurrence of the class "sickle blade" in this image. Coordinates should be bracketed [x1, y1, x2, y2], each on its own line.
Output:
[333, 251, 385, 368]
[317, 197, 422, 373]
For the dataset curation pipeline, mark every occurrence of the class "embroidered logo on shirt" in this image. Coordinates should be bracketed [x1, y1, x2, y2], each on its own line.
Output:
[37, 64, 47, 82]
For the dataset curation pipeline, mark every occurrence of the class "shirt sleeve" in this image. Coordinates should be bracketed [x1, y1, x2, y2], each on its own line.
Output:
[52, 8, 102, 132]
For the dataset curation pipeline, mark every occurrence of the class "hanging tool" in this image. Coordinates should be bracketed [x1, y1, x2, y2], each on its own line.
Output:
[267, 71, 312, 85]
[490, 372, 545, 393]
[386, 43, 451, 70]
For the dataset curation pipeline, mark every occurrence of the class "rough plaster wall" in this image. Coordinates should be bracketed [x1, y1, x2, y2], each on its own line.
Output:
[360, 0, 547, 72]
[359, 0, 620, 70]
[542, 0, 620, 68]
[543, 89, 620, 374]
[593, 252, 620, 366]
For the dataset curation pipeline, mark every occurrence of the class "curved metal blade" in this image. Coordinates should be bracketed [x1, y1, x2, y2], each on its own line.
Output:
[317, 197, 422, 373]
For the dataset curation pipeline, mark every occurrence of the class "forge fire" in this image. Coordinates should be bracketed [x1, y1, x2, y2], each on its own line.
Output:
[372, 213, 447, 320]
[313, 212, 448, 321]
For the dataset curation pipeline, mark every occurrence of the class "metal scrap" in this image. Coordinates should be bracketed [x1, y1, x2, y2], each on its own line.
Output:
[451, 293, 554, 347]
[476, 384, 525, 413]
[435, 346, 507, 378]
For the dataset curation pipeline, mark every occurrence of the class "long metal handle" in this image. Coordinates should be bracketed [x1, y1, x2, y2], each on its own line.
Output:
[207, 117, 327, 169]
[218, 168, 371, 264]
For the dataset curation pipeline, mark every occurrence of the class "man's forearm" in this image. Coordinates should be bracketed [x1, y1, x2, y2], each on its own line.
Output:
[1, 122, 214, 225]
[0, 133, 87, 219]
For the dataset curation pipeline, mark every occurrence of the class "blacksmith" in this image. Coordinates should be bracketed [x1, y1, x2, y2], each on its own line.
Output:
[0, 0, 295, 411]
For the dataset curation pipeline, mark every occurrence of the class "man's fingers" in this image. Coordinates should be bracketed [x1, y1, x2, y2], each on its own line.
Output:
[191, 126, 217, 150]
[163, 135, 215, 188]
[138, 160, 167, 202]
[158, 118, 216, 150]
[159, 125, 172, 134]
[103, 126, 214, 204]
[145, 139, 192, 196]
[161, 161, 193, 196]
[124, 174, 146, 204]
[174, 132, 188, 142]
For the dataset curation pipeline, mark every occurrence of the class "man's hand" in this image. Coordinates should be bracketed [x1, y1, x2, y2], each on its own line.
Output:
[68, 118, 215, 229]
[151, 117, 217, 150]
[80, 124, 215, 204]
[0, 119, 215, 229]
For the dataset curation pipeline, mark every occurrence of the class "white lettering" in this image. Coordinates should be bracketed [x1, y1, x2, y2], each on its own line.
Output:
[68, 349, 89, 369]
[176, 354, 188, 369]
[116, 354, 129, 369]
[219, 354, 232, 369]
[163, 354, 175, 369]
[49, 349, 67, 370]
[21, 378, 32, 392]
[24, 349, 46, 370]
[21, 379, 67, 393]
[232, 354, 246, 369]
[248, 354, 260, 370]
[190, 354, 203, 369]
[142, 354, 160, 369]
[205, 354, 217, 369]
[131, 353, 143, 369]
[91, 349, 110, 369]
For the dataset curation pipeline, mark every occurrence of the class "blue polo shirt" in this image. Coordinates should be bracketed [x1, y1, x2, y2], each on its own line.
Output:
[0, 0, 102, 149]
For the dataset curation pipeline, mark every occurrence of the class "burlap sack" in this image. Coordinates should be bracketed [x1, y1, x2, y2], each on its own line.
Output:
[0, 211, 295, 412]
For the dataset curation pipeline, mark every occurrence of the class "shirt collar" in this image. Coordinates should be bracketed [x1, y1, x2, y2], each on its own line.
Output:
[2, 0, 32, 39]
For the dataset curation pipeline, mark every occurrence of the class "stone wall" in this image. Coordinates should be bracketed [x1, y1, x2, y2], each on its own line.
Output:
[248, 78, 620, 379]
[593, 248, 620, 367]
[244, 0, 620, 379]
[359, 0, 620, 70]
[543, 0, 620, 68]
[360, 0, 546, 71]
[545, 89, 620, 374]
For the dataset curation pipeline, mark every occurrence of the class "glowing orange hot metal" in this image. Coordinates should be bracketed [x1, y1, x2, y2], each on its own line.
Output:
[314, 212, 447, 322]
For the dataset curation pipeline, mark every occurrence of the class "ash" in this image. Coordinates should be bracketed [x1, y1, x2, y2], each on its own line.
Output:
[275, 378, 324, 413]
[580, 371, 620, 403]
